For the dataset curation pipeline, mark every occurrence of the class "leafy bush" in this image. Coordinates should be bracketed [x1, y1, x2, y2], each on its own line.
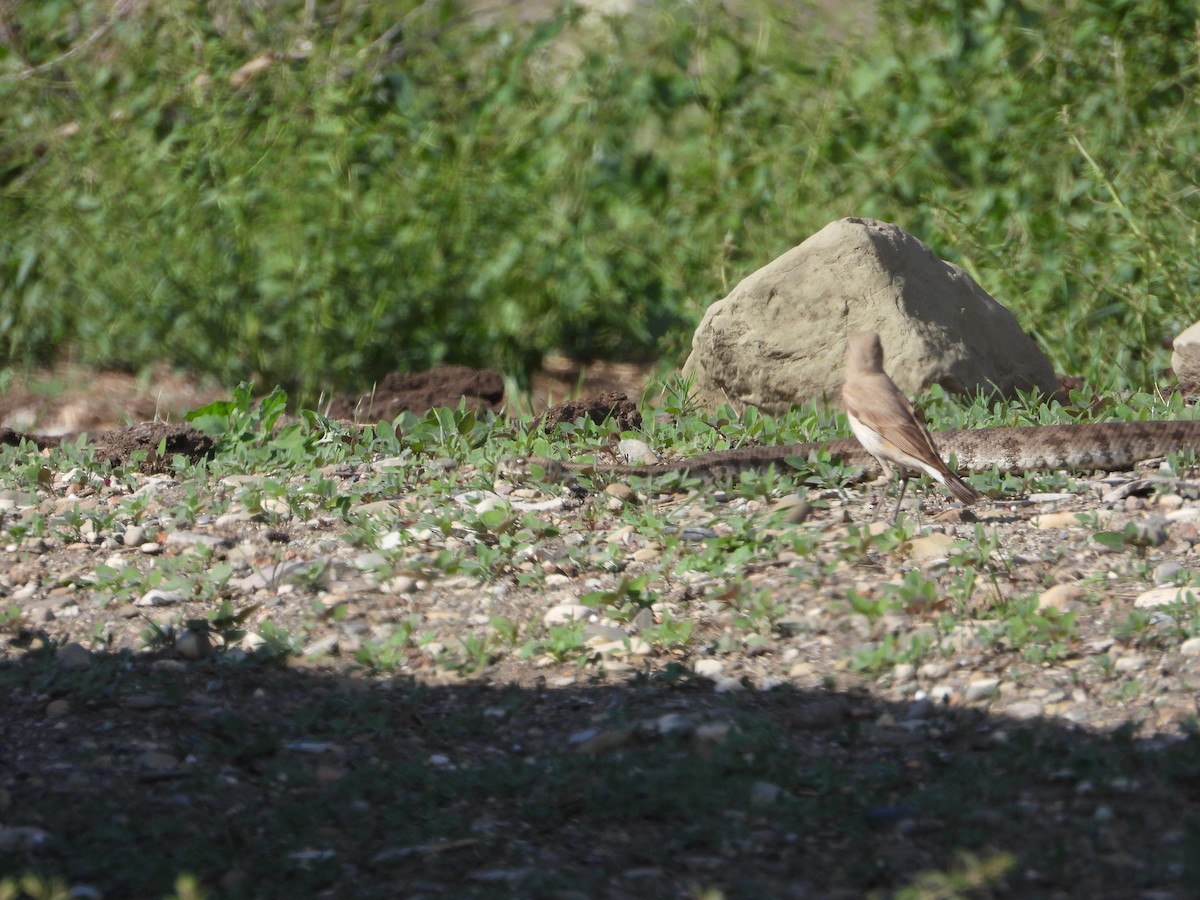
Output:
[0, 0, 1197, 401]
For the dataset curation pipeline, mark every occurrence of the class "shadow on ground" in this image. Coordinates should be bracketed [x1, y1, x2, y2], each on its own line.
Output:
[2, 646, 1197, 899]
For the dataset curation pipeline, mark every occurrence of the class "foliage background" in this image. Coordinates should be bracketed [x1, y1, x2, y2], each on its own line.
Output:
[1, 0, 1198, 403]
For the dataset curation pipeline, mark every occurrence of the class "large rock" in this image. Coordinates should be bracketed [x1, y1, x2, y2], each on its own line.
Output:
[681, 218, 1058, 414]
[1171, 320, 1200, 387]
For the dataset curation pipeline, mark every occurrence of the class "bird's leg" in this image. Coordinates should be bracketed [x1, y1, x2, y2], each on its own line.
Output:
[890, 474, 910, 524]
[868, 458, 894, 522]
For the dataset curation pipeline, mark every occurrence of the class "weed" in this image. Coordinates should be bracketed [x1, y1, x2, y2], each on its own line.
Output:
[580, 574, 658, 624]
[522, 621, 588, 664]
[355, 617, 422, 673]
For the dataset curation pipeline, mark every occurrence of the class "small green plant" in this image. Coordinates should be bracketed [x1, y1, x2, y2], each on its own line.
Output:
[490, 616, 523, 647]
[642, 610, 694, 651]
[850, 632, 933, 676]
[0, 874, 71, 900]
[522, 621, 588, 664]
[729, 585, 788, 639]
[883, 570, 942, 613]
[1093, 522, 1161, 558]
[978, 597, 1079, 662]
[447, 633, 498, 674]
[355, 617, 422, 673]
[0, 603, 22, 628]
[845, 588, 894, 625]
[580, 574, 658, 624]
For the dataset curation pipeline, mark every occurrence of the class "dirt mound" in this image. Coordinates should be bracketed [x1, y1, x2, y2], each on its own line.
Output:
[324, 366, 506, 421]
[0, 423, 214, 472]
[533, 391, 641, 433]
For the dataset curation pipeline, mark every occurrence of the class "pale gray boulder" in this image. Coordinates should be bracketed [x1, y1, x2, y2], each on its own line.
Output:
[1171, 320, 1200, 385]
[681, 217, 1058, 414]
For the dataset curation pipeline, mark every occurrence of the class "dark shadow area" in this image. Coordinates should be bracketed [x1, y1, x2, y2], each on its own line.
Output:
[2, 648, 1198, 899]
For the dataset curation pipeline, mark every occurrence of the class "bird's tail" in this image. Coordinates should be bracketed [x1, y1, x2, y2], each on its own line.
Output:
[942, 471, 983, 505]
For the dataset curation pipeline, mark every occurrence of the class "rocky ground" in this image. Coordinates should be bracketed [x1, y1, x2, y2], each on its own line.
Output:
[2, 367, 1200, 898]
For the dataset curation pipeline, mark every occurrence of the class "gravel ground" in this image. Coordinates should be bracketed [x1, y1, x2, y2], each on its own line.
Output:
[3, 427, 1200, 898]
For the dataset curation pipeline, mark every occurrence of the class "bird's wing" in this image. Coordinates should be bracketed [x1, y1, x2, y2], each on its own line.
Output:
[842, 373, 951, 472]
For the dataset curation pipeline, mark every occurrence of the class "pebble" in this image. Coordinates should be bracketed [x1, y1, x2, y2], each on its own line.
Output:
[1180, 637, 1200, 656]
[1114, 655, 1147, 674]
[1135, 587, 1195, 609]
[544, 604, 591, 625]
[165, 531, 231, 550]
[604, 483, 636, 504]
[1037, 583, 1086, 612]
[675, 526, 719, 541]
[137, 751, 179, 771]
[1165, 506, 1200, 524]
[1153, 562, 1186, 585]
[617, 439, 657, 465]
[122, 525, 146, 547]
[385, 576, 419, 594]
[136, 589, 185, 607]
[1001, 700, 1043, 719]
[56, 642, 93, 670]
[908, 533, 956, 561]
[1033, 511, 1099, 529]
[919, 661, 952, 680]
[351, 553, 388, 573]
[303, 635, 338, 657]
[0, 489, 37, 509]
[750, 781, 782, 807]
[694, 722, 732, 744]
[964, 677, 1001, 703]
[175, 629, 214, 660]
[46, 699, 70, 717]
[771, 495, 812, 524]
[693, 659, 723, 679]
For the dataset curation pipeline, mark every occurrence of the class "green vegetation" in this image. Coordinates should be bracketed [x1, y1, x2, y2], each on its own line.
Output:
[2, 0, 1198, 402]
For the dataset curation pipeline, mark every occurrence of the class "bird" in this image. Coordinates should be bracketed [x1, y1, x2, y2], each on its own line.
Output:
[842, 330, 983, 521]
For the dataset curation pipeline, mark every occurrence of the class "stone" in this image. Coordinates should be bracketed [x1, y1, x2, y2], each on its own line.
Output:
[681, 218, 1057, 413]
[1114, 655, 1147, 674]
[46, 699, 70, 717]
[771, 494, 812, 524]
[175, 629, 214, 661]
[1171, 319, 1200, 385]
[1033, 511, 1098, 529]
[544, 603, 592, 625]
[964, 677, 1001, 703]
[617, 438, 657, 465]
[750, 781, 782, 806]
[135, 588, 184, 607]
[604, 483, 637, 504]
[1038, 583, 1086, 612]
[1001, 700, 1043, 719]
[1135, 587, 1198, 609]
[909, 532, 956, 561]
[165, 531, 232, 550]
[1154, 562, 1186, 585]
[56, 641, 92, 670]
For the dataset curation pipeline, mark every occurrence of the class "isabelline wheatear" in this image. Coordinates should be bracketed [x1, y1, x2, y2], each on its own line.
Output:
[842, 331, 982, 520]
